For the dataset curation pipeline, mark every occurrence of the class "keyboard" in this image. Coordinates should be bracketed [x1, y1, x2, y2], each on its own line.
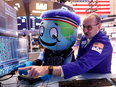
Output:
[59, 78, 113, 87]
[111, 78, 116, 83]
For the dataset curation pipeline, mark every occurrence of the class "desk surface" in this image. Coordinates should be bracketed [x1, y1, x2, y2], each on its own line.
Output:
[0, 73, 116, 87]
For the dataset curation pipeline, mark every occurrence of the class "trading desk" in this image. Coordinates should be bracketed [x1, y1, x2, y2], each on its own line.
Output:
[0, 73, 116, 87]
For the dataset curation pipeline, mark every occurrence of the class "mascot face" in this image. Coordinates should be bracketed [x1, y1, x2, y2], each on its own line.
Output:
[39, 19, 78, 51]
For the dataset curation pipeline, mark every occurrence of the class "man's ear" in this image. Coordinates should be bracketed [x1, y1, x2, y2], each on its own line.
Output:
[98, 23, 101, 29]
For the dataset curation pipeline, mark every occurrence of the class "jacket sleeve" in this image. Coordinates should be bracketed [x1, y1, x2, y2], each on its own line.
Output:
[61, 38, 113, 79]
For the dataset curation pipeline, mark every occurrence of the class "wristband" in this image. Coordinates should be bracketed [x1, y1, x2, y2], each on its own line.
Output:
[48, 66, 53, 75]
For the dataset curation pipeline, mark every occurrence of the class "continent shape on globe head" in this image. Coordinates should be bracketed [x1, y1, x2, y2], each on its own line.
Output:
[54, 20, 77, 48]
[39, 9, 81, 51]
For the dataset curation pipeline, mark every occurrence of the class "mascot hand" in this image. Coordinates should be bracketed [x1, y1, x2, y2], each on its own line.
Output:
[14, 61, 34, 76]
[41, 74, 53, 81]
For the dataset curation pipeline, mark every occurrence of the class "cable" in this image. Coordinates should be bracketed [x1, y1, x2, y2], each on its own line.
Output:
[15, 76, 30, 87]
[0, 76, 19, 87]
[16, 76, 21, 87]
[0, 70, 25, 87]
[0, 74, 13, 81]
[0, 70, 17, 81]
[0, 82, 2, 87]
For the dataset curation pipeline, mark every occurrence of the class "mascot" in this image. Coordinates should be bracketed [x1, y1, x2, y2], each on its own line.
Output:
[14, 9, 81, 81]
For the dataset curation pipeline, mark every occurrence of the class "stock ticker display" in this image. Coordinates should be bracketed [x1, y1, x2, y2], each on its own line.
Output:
[0, 36, 29, 77]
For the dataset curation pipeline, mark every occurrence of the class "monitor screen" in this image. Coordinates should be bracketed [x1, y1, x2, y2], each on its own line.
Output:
[0, 1, 18, 37]
[0, 36, 29, 77]
[0, 0, 5, 30]
[29, 16, 42, 30]
[17, 16, 28, 30]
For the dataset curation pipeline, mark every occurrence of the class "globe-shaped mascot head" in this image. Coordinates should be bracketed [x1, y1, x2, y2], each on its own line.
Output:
[39, 9, 81, 51]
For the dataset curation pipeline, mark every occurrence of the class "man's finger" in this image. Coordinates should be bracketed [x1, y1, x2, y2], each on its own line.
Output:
[18, 66, 32, 70]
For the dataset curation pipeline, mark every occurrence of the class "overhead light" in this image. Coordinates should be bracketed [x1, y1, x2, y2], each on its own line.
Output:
[14, 6, 18, 11]
[32, 10, 46, 13]
[36, 3, 47, 10]
[15, 3, 20, 8]
[32, 10, 41, 13]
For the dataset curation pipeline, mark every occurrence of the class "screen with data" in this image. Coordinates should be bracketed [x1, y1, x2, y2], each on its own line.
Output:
[0, 1, 17, 37]
[17, 16, 28, 30]
[0, 0, 29, 78]
[29, 16, 42, 30]
[0, 36, 29, 77]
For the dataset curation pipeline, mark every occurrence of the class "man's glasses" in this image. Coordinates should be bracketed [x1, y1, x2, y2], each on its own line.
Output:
[80, 23, 99, 31]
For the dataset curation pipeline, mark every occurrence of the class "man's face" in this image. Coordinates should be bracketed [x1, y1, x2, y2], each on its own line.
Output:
[82, 16, 101, 39]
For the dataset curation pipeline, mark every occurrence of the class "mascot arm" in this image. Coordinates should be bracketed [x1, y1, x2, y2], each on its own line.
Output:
[33, 59, 42, 65]
[37, 50, 45, 64]
[63, 51, 75, 65]
[32, 50, 45, 65]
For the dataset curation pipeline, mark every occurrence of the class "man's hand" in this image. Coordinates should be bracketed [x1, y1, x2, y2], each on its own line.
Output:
[18, 66, 61, 78]
[18, 66, 48, 78]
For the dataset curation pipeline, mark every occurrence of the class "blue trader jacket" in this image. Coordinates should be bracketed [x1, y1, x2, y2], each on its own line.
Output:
[62, 30, 113, 79]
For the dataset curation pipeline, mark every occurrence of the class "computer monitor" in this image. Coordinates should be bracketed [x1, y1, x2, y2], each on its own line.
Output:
[0, 36, 29, 78]
[29, 16, 42, 30]
[17, 16, 28, 30]
[0, 1, 18, 37]
[0, 0, 29, 78]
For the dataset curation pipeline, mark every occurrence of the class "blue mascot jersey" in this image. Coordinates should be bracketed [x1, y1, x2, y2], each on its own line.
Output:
[62, 30, 113, 79]
[43, 48, 75, 66]
[33, 48, 75, 66]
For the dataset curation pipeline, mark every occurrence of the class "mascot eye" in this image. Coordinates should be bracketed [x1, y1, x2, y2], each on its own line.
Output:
[39, 26, 44, 36]
[50, 27, 58, 39]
